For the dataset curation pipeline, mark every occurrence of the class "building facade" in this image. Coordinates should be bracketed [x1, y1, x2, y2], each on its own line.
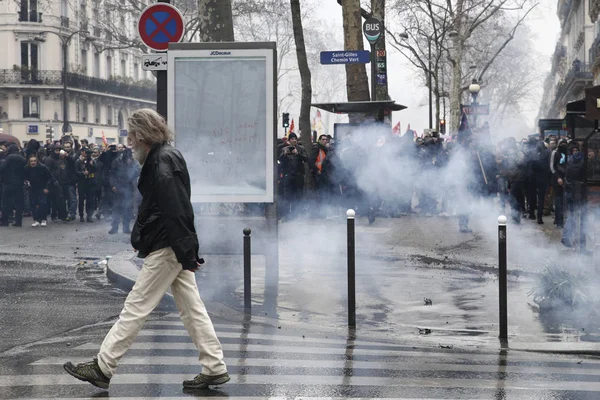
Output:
[538, 0, 596, 119]
[0, 0, 156, 146]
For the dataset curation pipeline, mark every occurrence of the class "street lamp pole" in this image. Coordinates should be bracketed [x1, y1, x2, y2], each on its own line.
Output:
[428, 38, 432, 130]
[35, 30, 91, 135]
[469, 79, 481, 129]
[62, 40, 70, 134]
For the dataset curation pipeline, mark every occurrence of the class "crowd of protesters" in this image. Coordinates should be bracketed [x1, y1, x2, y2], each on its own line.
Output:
[277, 125, 600, 246]
[0, 136, 140, 234]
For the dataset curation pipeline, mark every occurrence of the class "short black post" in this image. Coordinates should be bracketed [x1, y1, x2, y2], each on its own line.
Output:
[243, 228, 252, 311]
[347, 209, 356, 328]
[498, 216, 508, 341]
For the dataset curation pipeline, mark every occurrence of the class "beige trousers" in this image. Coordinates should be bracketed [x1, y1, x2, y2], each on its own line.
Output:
[97, 247, 227, 378]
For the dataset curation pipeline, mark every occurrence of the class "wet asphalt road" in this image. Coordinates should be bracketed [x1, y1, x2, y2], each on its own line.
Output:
[2, 217, 600, 398]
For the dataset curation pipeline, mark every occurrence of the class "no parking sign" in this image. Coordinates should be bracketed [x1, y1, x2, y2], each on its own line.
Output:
[137, 3, 184, 52]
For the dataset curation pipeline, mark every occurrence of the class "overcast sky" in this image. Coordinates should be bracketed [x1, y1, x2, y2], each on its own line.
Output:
[311, 0, 561, 136]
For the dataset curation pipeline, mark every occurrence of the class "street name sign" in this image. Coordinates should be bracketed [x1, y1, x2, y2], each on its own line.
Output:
[320, 50, 371, 65]
[138, 3, 184, 52]
[142, 54, 168, 70]
[461, 104, 490, 116]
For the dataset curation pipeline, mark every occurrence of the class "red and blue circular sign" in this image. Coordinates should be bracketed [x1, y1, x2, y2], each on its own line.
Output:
[138, 3, 184, 52]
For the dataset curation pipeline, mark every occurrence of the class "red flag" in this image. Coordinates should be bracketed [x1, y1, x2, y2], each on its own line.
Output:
[392, 121, 401, 135]
[289, 119, 295, 134]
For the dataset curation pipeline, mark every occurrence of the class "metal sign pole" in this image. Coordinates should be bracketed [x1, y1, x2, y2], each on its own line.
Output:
[156, 0, 170, 120]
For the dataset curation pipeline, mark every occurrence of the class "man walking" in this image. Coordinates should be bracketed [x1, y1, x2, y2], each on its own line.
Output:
[63, 108, 229, 390]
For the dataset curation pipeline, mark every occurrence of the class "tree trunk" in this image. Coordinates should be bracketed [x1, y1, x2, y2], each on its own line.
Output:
[290, 0, 312, 149]
[197, 0, 235, 42]
[434, 77, 441, 131]
[371, 0, 389, 102]
[343, 0, 370, 123]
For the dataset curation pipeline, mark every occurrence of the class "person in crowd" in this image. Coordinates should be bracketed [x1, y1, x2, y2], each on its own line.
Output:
[530, 141, 551, 224]
[588, 149, 600, 177]
[562, 144, 586, 248]
[0, 144, 26, 227]
[24, 155, 55, 227]
[98, 144, 121, 220]
[64, 108, 230, 390]
[503, 139, 526, 224]
[43, 145, 67, 221]
[550, 139, 568, 228]
[91, 148, 104, 220]
[56, 145, 78, 221]
[108, 147, 140, 234]
[75, 148, 98, 223]
[310, 134, 333, 216]
[278, 132, 307, 220]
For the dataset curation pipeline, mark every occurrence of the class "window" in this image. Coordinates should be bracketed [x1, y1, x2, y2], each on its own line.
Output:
[75, 99, 80, 122]
[133, 62, 139, 81]
[20, 42, 38, 81]
[106, 55, 112, 79]
[107, 106, 113, 125]
[81, 100, 88, 123]
[20, 0, 41, 22]
[80, 4, 88, 30]
[81, 49, 88, 75]
[120, 58, 126, 77]
[95, 103, 101, 124]
[60, 0, 68, 26]
[21, 42, 39, 70]
[94, 53, 100, 78]
[23, 95, 40, 118]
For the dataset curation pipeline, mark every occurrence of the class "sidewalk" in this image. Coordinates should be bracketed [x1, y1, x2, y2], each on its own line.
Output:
[106, 213, 600, 355]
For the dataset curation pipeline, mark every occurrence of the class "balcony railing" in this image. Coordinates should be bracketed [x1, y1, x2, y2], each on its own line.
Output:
[564, 62, 593, 84]
[0, 69, 156, 102]
[18, 11, 43, 22]
[61, 16, 70, 28]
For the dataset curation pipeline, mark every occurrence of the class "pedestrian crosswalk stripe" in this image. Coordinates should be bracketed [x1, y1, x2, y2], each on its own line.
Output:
[72, 340, 600, 364]
[22, 398, 472, 400]
[30, 355, 600, 376]
[2, 373, 600, 391]
[147, 321, 409, 348]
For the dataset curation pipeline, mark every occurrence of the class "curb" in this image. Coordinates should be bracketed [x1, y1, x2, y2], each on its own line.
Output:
[105, 251, 600, 356]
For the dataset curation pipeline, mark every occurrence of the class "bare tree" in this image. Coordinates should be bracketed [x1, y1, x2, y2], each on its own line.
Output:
[342, 0, 370, 110]
[198, 0, 234, 42]
[387, 0, 537, 131]
[290, 0, 312, 150]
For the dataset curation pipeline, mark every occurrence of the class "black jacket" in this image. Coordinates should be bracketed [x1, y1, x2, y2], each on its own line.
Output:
[75, 156, 98, 184]
[109, 155, 140, 191]
[131, 143, 203, 270]
[278, 144, 308, 175]
[24, 164, 55, 191]
[0, 152, 26, 187]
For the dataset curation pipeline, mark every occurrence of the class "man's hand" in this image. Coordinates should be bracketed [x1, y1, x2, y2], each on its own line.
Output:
[43, 189, 49, 194]
[292, 148, 298, 155]
[112, 186, 117, 193]
[558, 178, 564, 186]
[188, 262, 202, 272]
[83, 170, 89, 176]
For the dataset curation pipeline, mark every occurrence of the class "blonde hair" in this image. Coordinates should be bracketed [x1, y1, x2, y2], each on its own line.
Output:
[128, 108, 173, 145]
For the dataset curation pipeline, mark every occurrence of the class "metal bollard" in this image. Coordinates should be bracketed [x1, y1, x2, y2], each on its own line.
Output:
[498, 215, 508, 341]
[347, 209, 356, 328]
[243, 228, 251, 311]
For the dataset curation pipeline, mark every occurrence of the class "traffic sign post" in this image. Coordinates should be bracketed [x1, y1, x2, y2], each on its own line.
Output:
[137, 2, 184, 52]
[138, 0, 184, 121]
[363, 17, 382, 102]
